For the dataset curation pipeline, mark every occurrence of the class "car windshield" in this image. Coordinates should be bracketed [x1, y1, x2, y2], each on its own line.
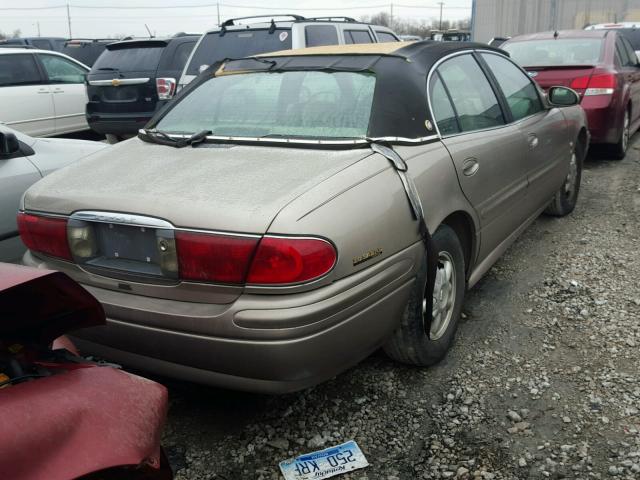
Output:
[156, 70, 376, 140]
[186, 29, 292, 76]
[503, 38, 604, 67]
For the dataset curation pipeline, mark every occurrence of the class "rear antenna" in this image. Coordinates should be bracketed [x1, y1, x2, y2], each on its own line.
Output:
[553, 30, 559, 39]
[145, 24, 153, 38]
[268, 18, 276, 34]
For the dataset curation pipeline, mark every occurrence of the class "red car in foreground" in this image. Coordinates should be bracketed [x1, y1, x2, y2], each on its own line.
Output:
[503, 29, 640, 159]
[0, 263, 171, 480]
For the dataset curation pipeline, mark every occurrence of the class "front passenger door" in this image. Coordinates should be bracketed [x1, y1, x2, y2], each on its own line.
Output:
[431, 53, 531, 260]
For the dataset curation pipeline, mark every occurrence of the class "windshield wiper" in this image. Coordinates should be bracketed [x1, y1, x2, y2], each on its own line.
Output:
[138, 129, 212, 148]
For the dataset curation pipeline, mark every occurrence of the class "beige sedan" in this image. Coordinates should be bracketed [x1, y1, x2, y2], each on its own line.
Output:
[19, 42, 588, 393]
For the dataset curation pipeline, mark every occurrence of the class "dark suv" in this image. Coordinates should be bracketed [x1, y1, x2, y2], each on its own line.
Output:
[62, 39, 115, 67]
[86, 34, 198, 141]
[0, 37, 67, 52]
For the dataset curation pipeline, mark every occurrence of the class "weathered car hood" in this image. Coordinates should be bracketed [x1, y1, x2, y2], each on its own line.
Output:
[23, 138, 370, 233]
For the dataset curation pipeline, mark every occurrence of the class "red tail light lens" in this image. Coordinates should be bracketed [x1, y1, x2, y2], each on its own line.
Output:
[156, 77, 176, 100]
[570, 75, 590, 90]
[175, 231, 259, 284]
[17, 213, 72, 261]
[247, 237, 337, 285]
[585, 73, 616, 96]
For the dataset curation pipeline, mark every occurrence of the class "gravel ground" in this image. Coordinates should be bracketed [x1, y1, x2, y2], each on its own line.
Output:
[162, 136, 640, 480]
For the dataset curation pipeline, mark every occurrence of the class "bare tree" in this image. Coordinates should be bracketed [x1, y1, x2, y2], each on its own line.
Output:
[11, 29, 21, 38]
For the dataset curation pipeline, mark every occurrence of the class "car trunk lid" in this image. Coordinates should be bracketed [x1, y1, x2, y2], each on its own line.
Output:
[524, 65, 596, 92]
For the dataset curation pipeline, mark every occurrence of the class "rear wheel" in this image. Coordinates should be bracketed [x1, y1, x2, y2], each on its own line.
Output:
[384, 225, 466, 366]
[610, 108, 630, 160]
[544, 141, 583, 217]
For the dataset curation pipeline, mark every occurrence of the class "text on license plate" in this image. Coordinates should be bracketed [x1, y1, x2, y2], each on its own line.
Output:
[279, 440, 369, 480]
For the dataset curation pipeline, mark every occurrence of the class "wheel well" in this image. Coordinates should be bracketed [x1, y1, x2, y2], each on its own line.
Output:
[440, 211, 475, 276]
[577, 127, 588, 158]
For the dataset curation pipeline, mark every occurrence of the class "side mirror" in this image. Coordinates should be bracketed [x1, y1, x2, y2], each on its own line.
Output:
[548, 86, 580, 107]
[0, 132, 20, 158]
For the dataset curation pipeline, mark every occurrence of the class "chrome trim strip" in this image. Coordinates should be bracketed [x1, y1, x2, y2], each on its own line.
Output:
[70, 211, 174, 229]
[89, 78, 150, 86]
[176, 227, 261, 238]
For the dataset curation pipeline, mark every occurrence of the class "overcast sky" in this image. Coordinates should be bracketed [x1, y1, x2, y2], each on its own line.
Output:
[0, 0, 472, 38]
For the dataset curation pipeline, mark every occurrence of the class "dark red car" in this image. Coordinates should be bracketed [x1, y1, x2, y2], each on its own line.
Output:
[503, 29, 640, 159]
[0, 263, 171, 480]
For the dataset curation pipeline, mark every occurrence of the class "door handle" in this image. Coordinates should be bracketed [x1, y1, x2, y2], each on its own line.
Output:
[37, 88, 49, 94]
[462, 157, 479, 176]
[528, 134, 539, 149]
[53, 89, 64, 93]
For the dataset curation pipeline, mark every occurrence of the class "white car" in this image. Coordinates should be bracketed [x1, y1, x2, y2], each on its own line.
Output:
[0, 48, 90, 137]
[178, 15, 400, 89]
[0, 124, 108, 261]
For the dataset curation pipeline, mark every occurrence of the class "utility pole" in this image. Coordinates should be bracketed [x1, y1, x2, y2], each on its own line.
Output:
[217, 2, 221, 26]
[36, 21, 41, 37]
[438, 2, 444, 30]
[66, 3, 72, 38]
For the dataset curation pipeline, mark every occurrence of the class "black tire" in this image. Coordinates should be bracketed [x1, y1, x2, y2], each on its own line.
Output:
[384, 225, 466, 366]
[544, 139, 584, 217]
[105, 134, 121, 145]
[610, 108, 630, 160]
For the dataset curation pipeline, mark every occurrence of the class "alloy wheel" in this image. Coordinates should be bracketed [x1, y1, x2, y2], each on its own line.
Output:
[423, 251, 457, 340]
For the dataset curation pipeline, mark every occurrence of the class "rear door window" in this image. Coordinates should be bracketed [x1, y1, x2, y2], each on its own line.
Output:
[621, 37, 639, 65]
[186, 29, 292, 76]
[39, 54, 86, 84]
[429, 72, 460, 135]
[375, 31, 399, 42]
[0, 54, 42, 86]
[481, 53, 543, 121]
[93, 45, 165, 72]
[305, 25, 339, 47]
[344, 30, 373, 44]
[436, 54, 505, 132]
[615, 38, 633, 67]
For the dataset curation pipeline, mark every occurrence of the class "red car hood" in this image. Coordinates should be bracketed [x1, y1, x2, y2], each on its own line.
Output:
[0, 263, 104, 346]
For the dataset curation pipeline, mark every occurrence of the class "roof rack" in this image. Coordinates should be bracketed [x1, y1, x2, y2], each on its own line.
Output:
[221, 14, 305, 27]
[0, 44, 36, 49]
[306, 16, 356, 23]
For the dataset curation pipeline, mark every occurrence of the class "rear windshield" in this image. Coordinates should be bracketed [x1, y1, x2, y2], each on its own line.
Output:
[186, 29, 292, 76]
[156, 70, 376, 139]
[503, 38, 604, 67]
[92, 45, 165, 72]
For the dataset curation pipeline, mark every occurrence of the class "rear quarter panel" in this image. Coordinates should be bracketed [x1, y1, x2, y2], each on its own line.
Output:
[267, 141, 476, 290]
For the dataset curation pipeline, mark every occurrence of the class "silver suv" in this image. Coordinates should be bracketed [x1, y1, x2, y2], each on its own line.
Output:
[178, 14, 399, 88]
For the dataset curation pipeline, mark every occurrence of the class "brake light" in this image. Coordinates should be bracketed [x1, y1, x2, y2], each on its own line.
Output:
[175, 231, 259, 284]
[247, 237, 336, 285]
[156, 77, 176, 100]
[17, 213, 72, 261]
[570, 76, 590, 90]
[585, 73, 616, 96]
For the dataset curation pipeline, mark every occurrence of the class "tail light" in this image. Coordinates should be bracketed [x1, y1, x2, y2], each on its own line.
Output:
[584, 74, 616, 96]
[247, 237, 337, 285]
[18, 212, 337, 286]
[175, 232, 259, 284]
[156, 77, 176, 100]
[572, 73, 616, 96]
[17, 213, 72, 261]
[175, 233, 336, 285]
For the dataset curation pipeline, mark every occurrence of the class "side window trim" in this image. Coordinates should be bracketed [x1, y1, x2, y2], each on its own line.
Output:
[476, 50, 546, 124]
[433, 70, 462, 133]
[472, 51, 514, 124]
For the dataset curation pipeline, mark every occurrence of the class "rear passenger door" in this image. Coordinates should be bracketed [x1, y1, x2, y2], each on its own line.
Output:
[37, 53, 89, 134]
[342, 28, 374, 45]
[0, 53, 54, 137]
[479, 52, 569, 212]
[430, 52, 531, 260]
